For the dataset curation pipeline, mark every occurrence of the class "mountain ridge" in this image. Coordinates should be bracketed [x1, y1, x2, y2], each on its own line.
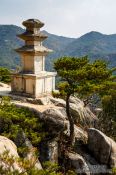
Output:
[0, 25, 116, 70]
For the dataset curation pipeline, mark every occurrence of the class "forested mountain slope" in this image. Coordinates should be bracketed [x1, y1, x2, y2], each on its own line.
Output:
[0, 25, 116, 70]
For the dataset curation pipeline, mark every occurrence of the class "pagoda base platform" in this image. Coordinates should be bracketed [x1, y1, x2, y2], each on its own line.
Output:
[11, 72, 56, 98]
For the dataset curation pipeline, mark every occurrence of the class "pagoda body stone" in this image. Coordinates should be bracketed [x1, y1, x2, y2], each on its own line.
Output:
[11, 19, 56, 98]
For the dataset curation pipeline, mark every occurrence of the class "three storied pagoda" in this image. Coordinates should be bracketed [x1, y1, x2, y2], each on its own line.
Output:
[11, 19, 56, 98]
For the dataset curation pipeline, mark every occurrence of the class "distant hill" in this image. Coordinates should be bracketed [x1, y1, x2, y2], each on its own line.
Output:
[0, 25, 24, 68]
[0, 25, 116, 70]
[0, 25, 75, 70]
[61, 31, 116, 67]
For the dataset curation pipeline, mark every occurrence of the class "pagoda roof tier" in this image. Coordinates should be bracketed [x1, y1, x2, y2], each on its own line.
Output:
[23, 19, 44, 28]
[17, 31, 48, 41]
[15, 45, 53, 55]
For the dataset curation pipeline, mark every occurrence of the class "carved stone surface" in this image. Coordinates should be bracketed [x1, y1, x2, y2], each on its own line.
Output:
[11, 19, 56, 98]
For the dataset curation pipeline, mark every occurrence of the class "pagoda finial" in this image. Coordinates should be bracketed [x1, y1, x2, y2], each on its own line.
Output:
[23, 19, 44, 29]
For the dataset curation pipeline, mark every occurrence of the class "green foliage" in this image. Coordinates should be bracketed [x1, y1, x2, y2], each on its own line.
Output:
[40, 161, 61, 175]
[0, 67, 11, 83]
[0, 97, 46, 149]
[0, 150, 76, 175]
[102, 93, 116, 119]
[54, 56, 113, 98]
[0, 151, 62, 175]
[96, 66, 116, 141]
[0, 98, 76, 174]
[98, 88, 116, 141]
[52, 91, 61, 98]
[54, 56, 116, 144]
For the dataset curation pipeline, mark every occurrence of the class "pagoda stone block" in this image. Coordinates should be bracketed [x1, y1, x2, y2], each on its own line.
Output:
[11, 19, 56, 98]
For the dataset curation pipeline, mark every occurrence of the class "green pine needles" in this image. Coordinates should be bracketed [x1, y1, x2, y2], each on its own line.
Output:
[0, 97, 46, 149]
[54, 56, 116, 145]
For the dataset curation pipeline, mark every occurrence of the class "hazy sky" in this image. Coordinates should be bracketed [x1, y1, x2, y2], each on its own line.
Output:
[0, 0, 116, 37]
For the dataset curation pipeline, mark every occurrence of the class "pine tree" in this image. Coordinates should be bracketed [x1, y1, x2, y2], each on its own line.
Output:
[54, 56, 116, 145]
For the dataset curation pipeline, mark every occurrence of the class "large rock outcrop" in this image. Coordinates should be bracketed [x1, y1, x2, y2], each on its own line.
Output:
[15, 130, 42, 170]
[41, 107, 67, 135]
[49, 96, 97, 127]
[0, 136, 18, 157]
[0, 135, 43, 173]
[88, 128, 116, 168]
[1, 93, 115, 174]
[39, 138, 58, 164]
[0, 136, 21, 172]
[67, 152, 90, 175]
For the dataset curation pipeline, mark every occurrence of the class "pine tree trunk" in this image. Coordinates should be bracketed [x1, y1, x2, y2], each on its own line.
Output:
[66, 94, 74, 145]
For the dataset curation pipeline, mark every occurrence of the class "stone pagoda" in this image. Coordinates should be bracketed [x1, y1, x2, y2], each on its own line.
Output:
[11, 19, 56, 98]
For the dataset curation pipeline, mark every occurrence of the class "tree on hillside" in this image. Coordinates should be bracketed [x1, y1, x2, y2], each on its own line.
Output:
[54, 56, 116, 145]
[0, 67, 11, 83]
[98, 81, 116, 140]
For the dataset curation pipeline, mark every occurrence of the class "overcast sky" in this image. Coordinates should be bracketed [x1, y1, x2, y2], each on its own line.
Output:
[0, 0, 116, 38]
